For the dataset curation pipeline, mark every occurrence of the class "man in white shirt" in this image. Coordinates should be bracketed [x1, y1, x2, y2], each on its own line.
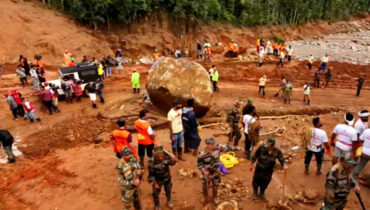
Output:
[331, 113, 357, 165]
[258, 75, 266, 97]
[209, 65, 215, 82]
[353, 128, 370, 182]
[319, 54, 329, 72]
[308, 54, 314, 70]
[354, 110, 369, 140]
[304, 117, 330, 175]
[242, 106, 256, 159]
[277, 51, 285, 67]
[303, 82, 310, 105]
[168, 99, 185, 161]
[287, 46, 293, 62]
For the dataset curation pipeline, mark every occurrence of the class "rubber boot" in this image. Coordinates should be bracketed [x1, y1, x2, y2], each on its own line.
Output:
[137, 88, 140, 94]
[304, 164, 309, 174]
[133, 88, 136, 93]
[177, 147, 186, 161]
[140, 156, 145, 168]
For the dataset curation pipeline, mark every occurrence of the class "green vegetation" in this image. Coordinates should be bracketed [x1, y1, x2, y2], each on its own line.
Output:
[43, 0, 369, 28]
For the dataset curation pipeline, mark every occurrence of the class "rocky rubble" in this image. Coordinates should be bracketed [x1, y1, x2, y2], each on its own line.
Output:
[288, 30, 370, 65]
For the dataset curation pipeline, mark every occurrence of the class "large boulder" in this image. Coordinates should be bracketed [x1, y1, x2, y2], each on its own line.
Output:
[147, 57, 213, 116]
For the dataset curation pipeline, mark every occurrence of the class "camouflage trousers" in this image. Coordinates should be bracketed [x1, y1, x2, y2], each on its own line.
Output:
[4, 146, 15, 161]
[229, 124, 241, 146]
[120, 185, 141, 210]
[322, 198, 347, 210]
[252, 166, 273, 195]
[152, 177, 172, 206]
[202, 173, 221, 194]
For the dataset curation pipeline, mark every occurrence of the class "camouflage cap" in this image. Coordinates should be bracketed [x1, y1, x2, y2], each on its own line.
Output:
[154, 145, 164, 155]
[234, 100, 242, 106]
[248, 98, 253, 103]
[340, 153, 357, 165]
[205, 138, 217, 145]
[121, 147, 132, 155]
[265, 138, 275, 147]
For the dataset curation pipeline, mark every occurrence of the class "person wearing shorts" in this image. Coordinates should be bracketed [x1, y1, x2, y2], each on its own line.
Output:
[330, 113, 357, 165]
[86, 82, 97, 108]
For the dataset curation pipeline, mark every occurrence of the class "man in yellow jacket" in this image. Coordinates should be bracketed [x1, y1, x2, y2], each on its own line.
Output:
[212, 69, 219, 92]
[131, 70, 140, 94]
[98, 63, 104, 80]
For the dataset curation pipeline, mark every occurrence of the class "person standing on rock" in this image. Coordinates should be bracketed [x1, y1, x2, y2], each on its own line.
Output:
[314, 71, 320, 88]
[283, 80, 293, 104]
[116, 147, 142, 210]
[209, 65, 215, 82]
[112, 119, 137, 159]
[153, 49, 162, 62]
[5, 93, 18, 120]
[135, 109, 156, 167]
[197, 138, 243, 204]
[304, 117, 331, 175]
[0, 129, 16, 163]
[148, 145, 176, 210]
[258, 75, 266, 97]
[182, 99, 201, 155]
[131, 70, 140, 94]
[322, 153, 360, 210]
[308, 54, 314, 70]
[212, 68, 219, 92]
[356, 75, 366, 97]
[354, 110, 369, 140]
[22, 97, 41, 123]
[250, 138, 287, 201]
[325, 69, 332, 87]
[303, 82, 311, 105]
[319, 54, 329, 72]
[330, 113, 357, 165]
[168, 99, 185, 161]
[227, 101, 242, 146]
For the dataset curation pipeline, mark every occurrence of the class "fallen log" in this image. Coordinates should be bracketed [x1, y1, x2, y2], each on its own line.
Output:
[260, 115, 309, 120]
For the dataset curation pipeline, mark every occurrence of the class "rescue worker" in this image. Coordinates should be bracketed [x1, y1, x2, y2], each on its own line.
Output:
[112, 119, 137, 158]
[325, 69, 332, 87]
[63, 50, 72, 66]
[11, 90, 25, 118]
[0, 129, 16, 163]
[242, 98, 256, 115]
[182, 99, 201, 155]
[272, 41, 278, 56]
[354, 110, 369, 140]
[228, 39, 239, 57]
[304, 117, 331, 175]
[153, 49, 162, 62]
[322, 153, 360, 210]
[353, 126, 370, 184]
[168, 99, 185, 161]
[98, 62, 104, 80]
[135, 109, 156, 167]
[283, 80, 293, 104]
[314, 71, 321, 88]
[319, 54, 329, 72]
[68, 58, 76, 67]
[22, 97, 41, 122]
[277, 50, 285, 67]
[356, 75, 366, 97]
[330, 113, 357, 165]
[131, 70, 140, 94]
[116, 147, 142, 210]
[258, 75, 266, 97]
[250, 138, 287, 201]
[242, 105, 257, 159]
[227, 101, 242, 146]
[212, 68, 219, 92]
[286, 45, 293, 62]
[303, 82, 311, 105]
[5, 93, 18, 120]
[308, 54, 314, 70]
[197, 138, 243, 204]
[148, 145, 177, 209]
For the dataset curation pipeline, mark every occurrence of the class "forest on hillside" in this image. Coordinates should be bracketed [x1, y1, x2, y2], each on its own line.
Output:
[42, 0, 369, 29]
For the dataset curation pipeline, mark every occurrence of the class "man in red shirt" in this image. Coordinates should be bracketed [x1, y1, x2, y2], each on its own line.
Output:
[11, 90, 25, 118]
[39, 86, 60, 115]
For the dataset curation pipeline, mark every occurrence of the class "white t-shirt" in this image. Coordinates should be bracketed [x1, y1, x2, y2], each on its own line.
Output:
[287, 48, 293, 56]
[243, 115, 256, 134]
[308, 128, 328, 152]
[354, 119, 368, 136]
[308, 56, 314, 63]
[168, 108, 183, 134]
[259, 77, 266, 86]
[209, 68, 215, 77]
[303, 84, 310, 95]
[321, 56, 328, 63]
[333, 124, 357, 151]
[360, 129, 370, 156]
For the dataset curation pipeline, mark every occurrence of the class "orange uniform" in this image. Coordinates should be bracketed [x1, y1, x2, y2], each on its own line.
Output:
[153, 52, 162, 61]
[273, 43, 278, 50]
[68, 61, 76, 67]
[135, 120, 156, 145]
[112, 129, 137, 157]
[37, 60, 45, 68]
[279, 44, 286, 52]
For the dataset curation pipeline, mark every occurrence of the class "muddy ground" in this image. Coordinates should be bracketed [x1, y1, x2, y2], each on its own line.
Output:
[0, 51, 369, 210]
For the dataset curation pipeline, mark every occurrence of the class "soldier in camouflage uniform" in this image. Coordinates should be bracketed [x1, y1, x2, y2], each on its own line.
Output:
[250, 138, 287, 201]
[322, 153, 360, 210]
[227, 101, 242, 146]
[197, 138, 243, 204]
[116, 147, 142, 210]
[148, 145, 177, 210]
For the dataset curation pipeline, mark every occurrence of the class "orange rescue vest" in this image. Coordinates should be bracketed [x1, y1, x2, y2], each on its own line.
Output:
[135, 120, 156, 145]
[112, 129, 137, 156]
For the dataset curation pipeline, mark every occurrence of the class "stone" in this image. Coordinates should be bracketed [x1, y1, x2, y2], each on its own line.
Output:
[304, 189, 320, 200]
[147, 57, 213, 116]
[94, 132, 111, 144]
